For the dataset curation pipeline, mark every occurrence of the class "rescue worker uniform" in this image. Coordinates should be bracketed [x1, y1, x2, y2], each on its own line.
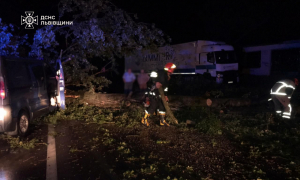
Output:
[270, 79, 295, 119]
[141, 70, 171, 126]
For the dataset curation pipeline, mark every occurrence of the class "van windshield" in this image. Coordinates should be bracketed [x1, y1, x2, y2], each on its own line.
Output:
[215, 51, 237, 64]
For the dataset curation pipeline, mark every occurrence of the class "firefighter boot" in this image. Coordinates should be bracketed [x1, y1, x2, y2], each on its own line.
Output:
[159, 113, 169, 126]
[141, 112, 150, 127]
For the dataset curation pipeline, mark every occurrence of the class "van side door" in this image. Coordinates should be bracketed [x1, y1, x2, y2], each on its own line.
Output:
[28, 62, 49, 115]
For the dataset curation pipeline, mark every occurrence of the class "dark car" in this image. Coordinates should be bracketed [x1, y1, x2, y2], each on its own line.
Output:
[0, 56, 65, 136]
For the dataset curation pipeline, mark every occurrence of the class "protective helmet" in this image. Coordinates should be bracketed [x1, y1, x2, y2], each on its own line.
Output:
[164, 62, 176, 73]
[294, 78, 299, 86]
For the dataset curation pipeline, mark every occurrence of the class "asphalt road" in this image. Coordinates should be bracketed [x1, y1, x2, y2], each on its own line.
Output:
[0, 121, 116, 180]
[0, 125, 48, 180]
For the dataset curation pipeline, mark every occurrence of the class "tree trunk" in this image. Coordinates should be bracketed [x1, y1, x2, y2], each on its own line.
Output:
[158, 87, 178, 124]
[66, 91, 254, 109]
[207, 98, 251, 107]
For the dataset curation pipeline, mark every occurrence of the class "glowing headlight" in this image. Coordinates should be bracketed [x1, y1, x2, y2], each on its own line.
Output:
[50, 98, 56, 106]
[0, 108, 6, 121]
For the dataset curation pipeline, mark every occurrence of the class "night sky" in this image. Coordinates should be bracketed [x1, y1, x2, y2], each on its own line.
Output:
[112, 0, 300, 47]
[0, 0, 300, 47]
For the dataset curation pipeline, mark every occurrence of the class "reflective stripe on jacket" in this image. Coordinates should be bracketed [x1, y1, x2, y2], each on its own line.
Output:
[270, 79, 295, 97]
[146, 70, 169, 97]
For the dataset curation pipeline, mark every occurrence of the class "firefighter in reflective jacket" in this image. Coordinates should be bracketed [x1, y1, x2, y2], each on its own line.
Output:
[141, 63, 176, 126]
[270, 78, 299, 119]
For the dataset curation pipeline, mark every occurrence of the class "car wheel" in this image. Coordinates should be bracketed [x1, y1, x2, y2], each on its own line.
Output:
[17, 111, 29, 136]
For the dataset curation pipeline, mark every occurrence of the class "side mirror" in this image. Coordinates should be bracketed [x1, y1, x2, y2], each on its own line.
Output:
[207, 53, 215, 63]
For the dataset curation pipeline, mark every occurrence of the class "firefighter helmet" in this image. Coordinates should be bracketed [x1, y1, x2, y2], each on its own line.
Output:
[294, 78, 299, 86]
[164, 63, 176, 73]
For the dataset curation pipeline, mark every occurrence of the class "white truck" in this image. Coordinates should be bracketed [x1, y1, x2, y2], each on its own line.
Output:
[125, 40, 239, 84]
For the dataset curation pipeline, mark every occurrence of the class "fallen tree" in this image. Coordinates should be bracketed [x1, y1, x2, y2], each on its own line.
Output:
[158, 87, 178, 124]
[206, 98, 252, 107]
[66, 91, 255, 109]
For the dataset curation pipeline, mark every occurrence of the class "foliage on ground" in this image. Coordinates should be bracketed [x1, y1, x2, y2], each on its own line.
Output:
[114, 103, 144, 127]
[40, 100, 114, 125]
[43, 100, 300, 179]
[0, 135, 41, 150]
[174, 106, 222, 135]
[40, 100, 145, 127]
[95, 109, 300, 179]
[223, 113, 300, 179]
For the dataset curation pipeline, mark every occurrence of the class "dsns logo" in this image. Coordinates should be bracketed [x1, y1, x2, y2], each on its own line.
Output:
[21, 11, 38, 29]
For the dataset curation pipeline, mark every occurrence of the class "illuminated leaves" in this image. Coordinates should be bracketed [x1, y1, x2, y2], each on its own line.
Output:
[0, 0, 169, 90]
[0, 18, 28, 56]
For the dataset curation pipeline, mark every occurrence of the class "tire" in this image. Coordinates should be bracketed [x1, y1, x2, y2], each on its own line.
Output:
[17, 111, 30, 137]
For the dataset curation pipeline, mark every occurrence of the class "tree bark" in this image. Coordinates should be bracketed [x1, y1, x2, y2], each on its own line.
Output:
[66, 91, 253, 110]
[158, 87, 178, 124]
[207, 98, 251, 107]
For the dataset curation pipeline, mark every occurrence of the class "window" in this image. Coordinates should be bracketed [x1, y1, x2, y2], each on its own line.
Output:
[29, 63, 45, 87]
[6, 61, 32, 88]
[207, 53, 215, 63]
[215, 51, 237, 64]
[245, 51, 261, 68]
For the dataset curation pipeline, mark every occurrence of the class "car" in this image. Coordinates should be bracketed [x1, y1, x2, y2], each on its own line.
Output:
[0, 56, 65, 136]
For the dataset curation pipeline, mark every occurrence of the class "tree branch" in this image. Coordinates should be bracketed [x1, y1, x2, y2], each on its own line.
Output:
[93, 68, 112, 76]
[62, 42, 79, 55]
[62, 58, 72, 64]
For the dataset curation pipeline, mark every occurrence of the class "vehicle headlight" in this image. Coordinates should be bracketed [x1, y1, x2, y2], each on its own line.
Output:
[0, 108, 6, 121]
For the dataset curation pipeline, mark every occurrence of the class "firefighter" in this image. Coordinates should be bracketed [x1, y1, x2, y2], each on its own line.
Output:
[141, 63, 176, 126]
[270, 78, 299, 119]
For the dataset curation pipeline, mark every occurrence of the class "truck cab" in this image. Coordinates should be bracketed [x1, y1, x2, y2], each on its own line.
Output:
[197, 44, 239, 84]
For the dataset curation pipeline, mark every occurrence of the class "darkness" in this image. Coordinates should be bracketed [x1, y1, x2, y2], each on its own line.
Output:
[0, 0, 299, 47]
[111, 0, 300, 46]
[0, 0, 60, 40]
